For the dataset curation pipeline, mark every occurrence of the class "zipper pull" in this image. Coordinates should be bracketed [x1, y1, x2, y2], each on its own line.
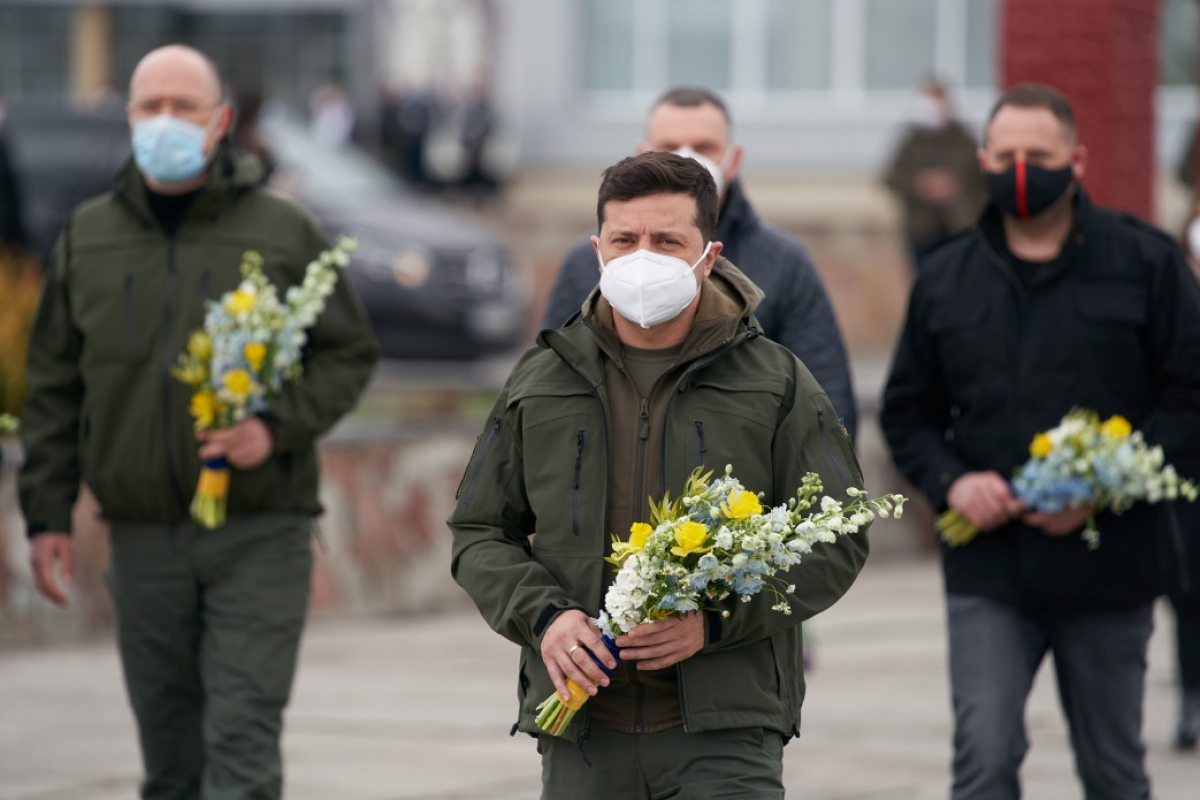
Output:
[639, 398, 650, 440]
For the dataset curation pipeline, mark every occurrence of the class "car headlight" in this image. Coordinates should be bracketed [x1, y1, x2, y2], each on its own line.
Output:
[391, 249, 432, 288]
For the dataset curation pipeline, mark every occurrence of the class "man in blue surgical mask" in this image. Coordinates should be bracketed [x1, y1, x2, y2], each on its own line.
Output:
[19, 45, 379, 799]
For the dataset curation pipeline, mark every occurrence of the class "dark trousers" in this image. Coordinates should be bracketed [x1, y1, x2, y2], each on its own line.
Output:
[1170, 591, 1200, 693]
[107, 514, 313, 800]
[539, 726, 784, 800]
[946, 594, 1154, 800]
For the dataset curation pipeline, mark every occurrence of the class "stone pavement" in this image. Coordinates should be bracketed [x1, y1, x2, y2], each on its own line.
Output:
[1, 555, 1196, 800]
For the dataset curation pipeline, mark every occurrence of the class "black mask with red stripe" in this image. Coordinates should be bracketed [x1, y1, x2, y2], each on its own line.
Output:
[985, 158, 1075, 220]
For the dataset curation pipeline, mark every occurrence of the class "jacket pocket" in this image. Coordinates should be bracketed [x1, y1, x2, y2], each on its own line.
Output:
[572, 429, 586, 536]
[75, 269, 158, 366]
[929, 304, 1002, 386]
[1075, 283, 1148, 379]
[818, 408, 864, 488]
[459, 417, 501, 505]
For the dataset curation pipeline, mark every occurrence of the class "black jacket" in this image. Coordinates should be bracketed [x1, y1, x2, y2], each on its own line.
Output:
[881, 192, 1200, 611]
[540, 179, 857, 438]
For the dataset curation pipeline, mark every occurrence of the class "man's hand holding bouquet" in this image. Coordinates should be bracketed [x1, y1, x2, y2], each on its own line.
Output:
[172, 236, 355, 528]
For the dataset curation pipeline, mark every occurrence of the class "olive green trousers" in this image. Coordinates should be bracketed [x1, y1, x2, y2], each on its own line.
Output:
[539, 724, 785, 799]
[107, 513, 312, 800]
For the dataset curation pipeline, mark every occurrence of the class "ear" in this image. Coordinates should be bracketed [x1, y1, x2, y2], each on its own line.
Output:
[723, 144, 744, 185]
[976, 147, 989, 173]
[700, 241, 723, 278]
[1070, 144, 1088, 181]
[591, 235, 603, 272]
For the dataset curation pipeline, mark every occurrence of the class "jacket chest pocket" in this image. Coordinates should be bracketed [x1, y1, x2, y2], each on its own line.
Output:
[517, 394, 604, 555]
[930, 305, 1004, 391]
[73, 268, 161, 366]
[677, 383, 781, 497]
[1075, 284, 1147, 379]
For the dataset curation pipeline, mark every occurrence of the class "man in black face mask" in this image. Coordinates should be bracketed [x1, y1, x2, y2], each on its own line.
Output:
[881, 83, 1200, 800]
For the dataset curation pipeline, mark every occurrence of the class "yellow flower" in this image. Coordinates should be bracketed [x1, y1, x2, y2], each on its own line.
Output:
[187, 331, 212, 360]
[171, 361, 206, 387]
[1100, 415, 1132, 439]
[243, 342, 267, 372]
[720, 490, 762, 520]
[223, 287, 257, 315]
[222, 369, 255, 399]
[670, 521, 712, 558]
[1030, 432, 1053, 458]
[613, 522, 653, 556]
[190, 390, 220, 430]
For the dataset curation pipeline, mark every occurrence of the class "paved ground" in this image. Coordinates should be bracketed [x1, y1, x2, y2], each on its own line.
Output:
[1, 554, 1196, 799]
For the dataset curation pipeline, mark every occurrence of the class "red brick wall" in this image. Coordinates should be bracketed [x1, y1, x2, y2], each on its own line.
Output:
[1002, 0, 1160, 221]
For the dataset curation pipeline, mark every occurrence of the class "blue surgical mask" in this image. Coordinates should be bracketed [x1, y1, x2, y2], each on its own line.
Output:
[131, 113, 214, 184]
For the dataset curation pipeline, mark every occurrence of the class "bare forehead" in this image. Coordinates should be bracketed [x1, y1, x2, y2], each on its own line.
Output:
[129, 47, 222, 103]
[601, 192, 700, 231]
[985, 105, 1075, 148]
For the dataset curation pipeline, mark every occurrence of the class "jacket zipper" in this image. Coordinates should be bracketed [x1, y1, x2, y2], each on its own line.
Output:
[462, 417, 501, 505]
[572, 429, 586, 536]
[817, 409, 850, 492]
[631, 396, 651, 523]
[161, 237, 188, 510]
[694, 420, 706, 466]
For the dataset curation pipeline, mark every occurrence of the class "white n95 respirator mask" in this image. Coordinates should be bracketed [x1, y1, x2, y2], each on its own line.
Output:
[597, 242, 711, 329]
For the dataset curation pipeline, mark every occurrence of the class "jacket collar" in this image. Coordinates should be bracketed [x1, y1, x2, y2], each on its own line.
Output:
[976, 186, 1091, 288]
[112, 141, 265, 230]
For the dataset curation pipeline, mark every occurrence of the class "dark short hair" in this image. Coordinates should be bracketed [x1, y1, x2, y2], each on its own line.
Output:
[986, 83, 1076, 140]
[651, 86, 732, 129]
[596, 152, 719, 241]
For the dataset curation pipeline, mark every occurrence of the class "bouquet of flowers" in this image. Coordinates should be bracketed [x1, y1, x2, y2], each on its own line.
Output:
[0, 413, 17, 436]
[938, 409, 1198, 549]
[172, 236, 355, 528]
[534, 465, 905, 735]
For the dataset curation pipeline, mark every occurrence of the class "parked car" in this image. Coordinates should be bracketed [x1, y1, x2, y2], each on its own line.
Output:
[4, 102, 533, 360]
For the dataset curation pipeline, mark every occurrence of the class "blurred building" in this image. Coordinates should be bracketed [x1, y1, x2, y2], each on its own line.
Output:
[0, 0, 1194, 178]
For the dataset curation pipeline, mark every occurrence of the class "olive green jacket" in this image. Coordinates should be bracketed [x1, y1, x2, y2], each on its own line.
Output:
[448, 258, 869, 741]
[19, 147, 379, 534]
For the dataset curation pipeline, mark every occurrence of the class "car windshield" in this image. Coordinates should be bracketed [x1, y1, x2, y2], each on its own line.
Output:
[260, 106, 402, 200]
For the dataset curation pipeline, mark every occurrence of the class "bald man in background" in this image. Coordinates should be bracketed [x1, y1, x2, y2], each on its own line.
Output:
[19, 45, 378, 799]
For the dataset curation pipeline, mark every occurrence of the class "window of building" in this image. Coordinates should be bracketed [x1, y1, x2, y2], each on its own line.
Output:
[579, 0, 1000, 104]
[0, 6, 72, 100]
[864, 0, 937, 91]
[1161, 0, 1197, 86]
[765, 0, 833, 90]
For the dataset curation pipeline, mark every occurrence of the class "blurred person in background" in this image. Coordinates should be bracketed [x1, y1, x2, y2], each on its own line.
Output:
[0, 92, 26, 252]
[881, 83, 1200, 800]
[1172, 199, 1200, 750]
[541, 86, 857, 439]
[309, 78, 356, 147]
[19, 45, 378, 800]
[231, 88, 277, 184]
[881, 77, 986, 273]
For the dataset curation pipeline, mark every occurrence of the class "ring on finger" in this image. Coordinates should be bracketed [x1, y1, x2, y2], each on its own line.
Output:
[567, 644, 580, 656]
